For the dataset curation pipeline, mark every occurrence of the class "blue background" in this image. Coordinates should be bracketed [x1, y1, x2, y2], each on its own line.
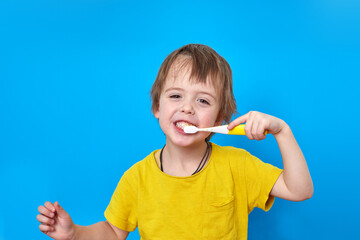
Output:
[1, 0, 359, 239]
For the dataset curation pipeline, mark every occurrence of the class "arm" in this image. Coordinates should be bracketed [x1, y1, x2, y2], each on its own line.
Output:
[228, 111, 313, 201]
[270, 124, 313, 201]
[75, 221, 129, 240]
[37, 201, 129, 240]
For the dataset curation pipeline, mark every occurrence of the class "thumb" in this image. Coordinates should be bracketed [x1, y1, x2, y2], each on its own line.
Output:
[54, 201, 69, 218]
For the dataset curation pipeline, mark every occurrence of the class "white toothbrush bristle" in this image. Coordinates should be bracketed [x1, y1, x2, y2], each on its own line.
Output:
[184, 126, 198, 134]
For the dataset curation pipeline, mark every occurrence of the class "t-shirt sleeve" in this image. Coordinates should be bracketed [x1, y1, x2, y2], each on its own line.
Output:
[104, 169, 138, 232]
[244, 152, 283, 212]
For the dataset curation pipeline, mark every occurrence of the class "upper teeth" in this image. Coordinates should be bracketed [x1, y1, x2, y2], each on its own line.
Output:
[176, 121, 194, 129]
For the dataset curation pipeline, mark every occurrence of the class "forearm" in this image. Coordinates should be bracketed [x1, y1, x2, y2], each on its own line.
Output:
[274, 124, 313, 200]
[74, 221, 121, 240]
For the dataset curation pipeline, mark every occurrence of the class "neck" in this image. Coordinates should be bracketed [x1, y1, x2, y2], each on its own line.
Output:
[161, 141, 210, 176]
[166, 141, 208, 162]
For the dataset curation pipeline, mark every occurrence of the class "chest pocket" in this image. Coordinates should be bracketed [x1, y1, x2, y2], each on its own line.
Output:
[202, 195, 236, 239]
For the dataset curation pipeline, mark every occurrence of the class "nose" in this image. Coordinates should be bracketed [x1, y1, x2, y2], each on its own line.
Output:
[180, 100, 195, 115]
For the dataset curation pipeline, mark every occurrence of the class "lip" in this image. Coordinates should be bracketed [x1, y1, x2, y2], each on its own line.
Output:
[173, 120, 197, 134]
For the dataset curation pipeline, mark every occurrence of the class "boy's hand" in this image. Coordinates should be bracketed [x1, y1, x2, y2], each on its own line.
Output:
[228, 111, 287, 140]
[37, 201, 76, 240]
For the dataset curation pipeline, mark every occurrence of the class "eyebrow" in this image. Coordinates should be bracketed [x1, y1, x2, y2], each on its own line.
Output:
[164, 87, 217, 100]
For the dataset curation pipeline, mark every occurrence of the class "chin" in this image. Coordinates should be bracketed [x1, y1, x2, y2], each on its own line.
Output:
[169, 136, 207, 148]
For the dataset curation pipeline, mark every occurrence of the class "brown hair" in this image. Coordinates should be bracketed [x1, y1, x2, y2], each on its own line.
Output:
[151, 44, 237, 124]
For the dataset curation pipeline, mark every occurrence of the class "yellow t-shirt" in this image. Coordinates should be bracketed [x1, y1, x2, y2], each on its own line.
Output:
[105, 143, 283, 240]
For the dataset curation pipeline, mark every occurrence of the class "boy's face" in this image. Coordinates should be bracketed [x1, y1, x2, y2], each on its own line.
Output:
[154, 62, 222, 147]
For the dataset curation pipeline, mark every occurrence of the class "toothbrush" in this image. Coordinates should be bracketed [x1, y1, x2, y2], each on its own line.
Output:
[184, 124, 268, 135]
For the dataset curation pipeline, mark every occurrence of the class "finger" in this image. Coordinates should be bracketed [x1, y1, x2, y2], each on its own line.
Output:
[38, 205, 55, 218]
[254, 118, 267, 140]
[256, 122, 267, 140]
[228, 112, 249, 129]
[54, 201, 68, 218]
[249, 112, 266, 140]
[244, 122, 253, 140]
[37, 214, 55, 225]
[245, 112, 256, 140]
[259, 120, 268, 139]
[252, 119, 260, 140]
[44, 201, 56, 213]
[39, 224, 54, 233]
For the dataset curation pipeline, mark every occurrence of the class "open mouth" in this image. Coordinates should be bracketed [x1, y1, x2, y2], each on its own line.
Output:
[175, 121, 196, 130]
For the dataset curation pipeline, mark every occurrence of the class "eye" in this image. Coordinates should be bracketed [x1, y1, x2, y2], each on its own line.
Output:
[198, 98, 210, 105]
[169, 94, 181, 99]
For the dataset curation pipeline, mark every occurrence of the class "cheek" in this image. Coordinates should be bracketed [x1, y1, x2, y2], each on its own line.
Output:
[199, 112, 218, 126]
[209, 110, 222, 126]
[155, 100, 167, 118]
[157, 106, 173, 127]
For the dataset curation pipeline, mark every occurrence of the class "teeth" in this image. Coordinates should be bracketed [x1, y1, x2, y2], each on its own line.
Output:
[176, 121, 194, 129]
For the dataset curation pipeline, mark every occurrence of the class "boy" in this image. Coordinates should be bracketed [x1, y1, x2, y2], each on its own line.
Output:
[37, 44, 313, 240]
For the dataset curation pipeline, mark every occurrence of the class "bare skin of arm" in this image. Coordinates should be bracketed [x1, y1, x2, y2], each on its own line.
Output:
[37, 201, 129, 240]
[228, 111, 313, 201]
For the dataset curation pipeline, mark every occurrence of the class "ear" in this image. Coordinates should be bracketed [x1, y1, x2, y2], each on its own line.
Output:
[153, 106, 160, 119]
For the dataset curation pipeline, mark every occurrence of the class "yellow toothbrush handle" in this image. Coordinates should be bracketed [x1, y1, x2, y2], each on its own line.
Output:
[228, 124, 246, 135]
[227, 124, 268, 135]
